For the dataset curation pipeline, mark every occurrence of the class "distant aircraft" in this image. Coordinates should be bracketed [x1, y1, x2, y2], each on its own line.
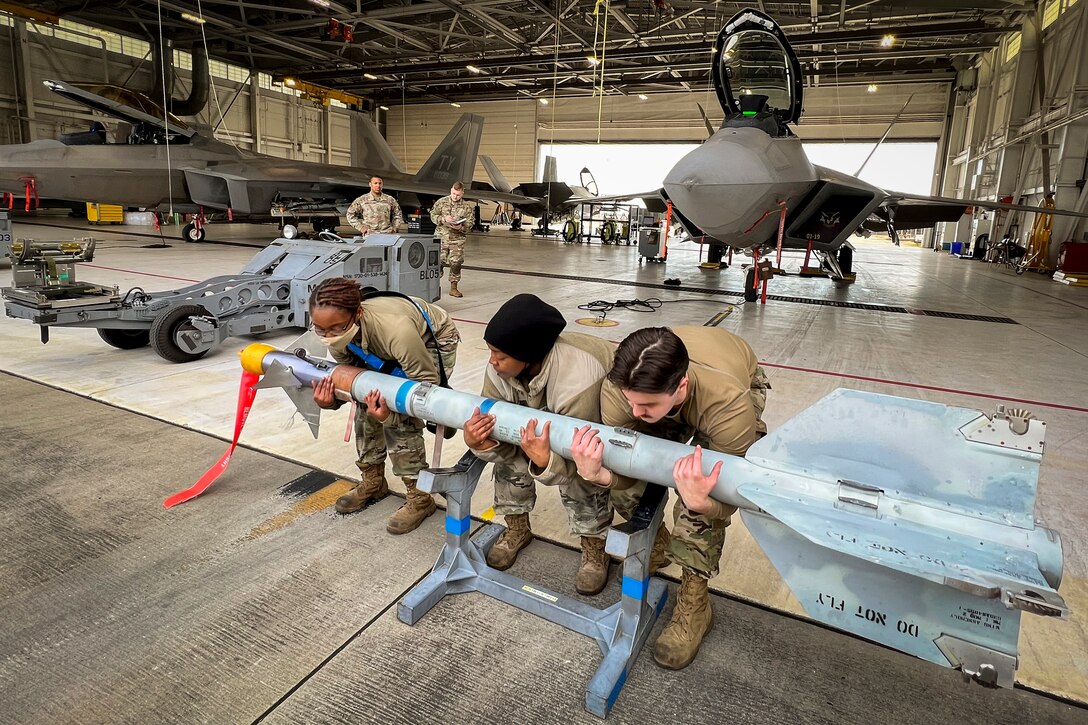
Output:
[477, 154, 602, 221]
[660, 8, 1088, 289]
[0, 79, 527, 242]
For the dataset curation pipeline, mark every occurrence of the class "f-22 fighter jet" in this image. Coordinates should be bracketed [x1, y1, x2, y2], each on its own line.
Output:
[662, 8, 1088, 285]
[0, 80, 527, 242]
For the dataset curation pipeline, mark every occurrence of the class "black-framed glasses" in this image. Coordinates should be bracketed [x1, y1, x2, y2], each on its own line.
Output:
[310, 321, 354, 337]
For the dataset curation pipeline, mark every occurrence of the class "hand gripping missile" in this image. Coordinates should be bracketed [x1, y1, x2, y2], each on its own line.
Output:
[240, 343, 1068, 688]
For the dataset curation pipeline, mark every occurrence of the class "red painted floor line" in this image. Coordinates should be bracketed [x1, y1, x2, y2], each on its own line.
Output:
[455, 315, 1085, 413]
[83, 263, 201, 283]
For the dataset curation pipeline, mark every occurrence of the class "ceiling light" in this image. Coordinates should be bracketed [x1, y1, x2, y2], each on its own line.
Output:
[284, 78, 297, 87]
[309, 0, 331, 7]
[466, 65, 481, 74]
[180, 12, 206, 24]
[539, 98, 549, 105]
[451, 102, 461, 107]
[363, 73, 378, 80]
[586, 56, 599, 65]
[637, 94, 648, 101]
[379, 105, 389, 111]
[881, 34, 895, 47]
[867, 83, 878, 93]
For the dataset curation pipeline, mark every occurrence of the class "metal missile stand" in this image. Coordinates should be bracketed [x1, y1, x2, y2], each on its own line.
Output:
[398, 450, 669, 718]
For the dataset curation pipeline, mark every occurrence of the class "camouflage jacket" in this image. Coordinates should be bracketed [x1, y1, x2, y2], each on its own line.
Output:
[346, 192, 404, 235]
[429, 195, 472, 241]
[473, 332, 615, 486]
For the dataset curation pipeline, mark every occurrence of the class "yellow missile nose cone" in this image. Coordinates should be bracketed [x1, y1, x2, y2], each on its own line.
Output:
[239, 343, 277, 374]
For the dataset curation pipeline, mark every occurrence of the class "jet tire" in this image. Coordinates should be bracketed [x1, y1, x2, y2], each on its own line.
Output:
[744, 268, 759, 302]
[182, 222, 207, 243]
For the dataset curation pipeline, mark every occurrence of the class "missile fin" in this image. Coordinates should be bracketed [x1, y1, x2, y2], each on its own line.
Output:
[741, 508, 1024, 685]
[745, 388, 1042, 529]
[738, 481, 1067, 616]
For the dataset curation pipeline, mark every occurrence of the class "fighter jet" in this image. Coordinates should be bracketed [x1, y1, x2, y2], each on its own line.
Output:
[477, 154, 601, 220]
[662, 8, 1088, 289]
[0, 80, 528, 242]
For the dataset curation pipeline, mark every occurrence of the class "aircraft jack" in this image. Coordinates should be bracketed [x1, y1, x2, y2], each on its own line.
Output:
[399, 451, 669, 718]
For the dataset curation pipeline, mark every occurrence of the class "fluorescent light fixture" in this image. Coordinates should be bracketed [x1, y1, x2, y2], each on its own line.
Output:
[451, 102, 461, 107]
[379, 105, 389, 111]
[363, 73, 378, 80]
[586, 56, 599, 65]
[466, 65, 481, 74]
[539, 98, 549, 105]
[867, 83, 878, 93]
[181, 12, 206, 24]
[310, 0, 331, 7]
[881, 34, 895, 47]
[637, 94, 648, 100]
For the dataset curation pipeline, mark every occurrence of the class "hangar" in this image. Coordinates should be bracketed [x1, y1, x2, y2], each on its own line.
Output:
[1, 1, 1087, 721]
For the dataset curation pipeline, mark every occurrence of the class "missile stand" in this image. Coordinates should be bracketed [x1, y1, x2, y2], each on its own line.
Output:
[398, 450, 669, 718]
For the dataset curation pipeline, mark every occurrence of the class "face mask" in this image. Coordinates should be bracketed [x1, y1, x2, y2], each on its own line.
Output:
[319, 323, 358, 353]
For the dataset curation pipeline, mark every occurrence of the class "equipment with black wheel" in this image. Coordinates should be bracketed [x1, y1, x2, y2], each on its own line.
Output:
[97, 328, 150, 349]
[562, 219, 581, 244]
[150, 304, 214, 363]
[181, 222, 206, 243]
[311, 217, 338, 233]
[744, 267, 759, 302]
[600, 220, 617, 244]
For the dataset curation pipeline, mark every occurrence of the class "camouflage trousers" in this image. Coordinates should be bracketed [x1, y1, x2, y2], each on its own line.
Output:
[493, 454, 613, 539]
[751, 364, 771, 435]
[440, 235, 465, 284]
[355, 353, 458, 479]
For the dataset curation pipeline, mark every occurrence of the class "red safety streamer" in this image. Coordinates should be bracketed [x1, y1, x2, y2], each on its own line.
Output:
[163, 370, 260, 508]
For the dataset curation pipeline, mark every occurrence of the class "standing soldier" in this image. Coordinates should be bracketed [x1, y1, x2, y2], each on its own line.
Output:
[429, 181, 471, 298]
[347, 175, 404, 237]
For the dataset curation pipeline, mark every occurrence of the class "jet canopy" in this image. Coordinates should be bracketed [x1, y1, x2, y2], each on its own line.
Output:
[712, 9, 804, 127]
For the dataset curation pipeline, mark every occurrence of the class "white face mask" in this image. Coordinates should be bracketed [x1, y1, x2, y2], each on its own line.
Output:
[319, 323, 359, 353]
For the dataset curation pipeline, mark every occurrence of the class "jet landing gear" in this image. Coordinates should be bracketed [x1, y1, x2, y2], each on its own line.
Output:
[181, 208, 208, 243]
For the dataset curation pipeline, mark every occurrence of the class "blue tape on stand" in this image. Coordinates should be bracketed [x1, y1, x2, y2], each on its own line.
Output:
[445, 515, 471, 535]
[621, 575, 648, 600]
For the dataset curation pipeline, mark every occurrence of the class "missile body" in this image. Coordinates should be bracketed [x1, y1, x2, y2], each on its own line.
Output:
[240, 343, 1068, 687]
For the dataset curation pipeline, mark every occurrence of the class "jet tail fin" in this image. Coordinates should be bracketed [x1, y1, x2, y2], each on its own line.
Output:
[412, 113, 484, 188]
[542, 155, 558, 183]
[480, 155, 514, 193]
[354, 115, 406, 173]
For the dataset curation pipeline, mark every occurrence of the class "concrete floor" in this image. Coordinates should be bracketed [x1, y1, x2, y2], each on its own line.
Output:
[2, 214, 1087, 720]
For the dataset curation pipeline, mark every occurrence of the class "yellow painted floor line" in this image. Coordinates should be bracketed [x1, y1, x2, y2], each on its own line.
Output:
[245, 479, 355, 540]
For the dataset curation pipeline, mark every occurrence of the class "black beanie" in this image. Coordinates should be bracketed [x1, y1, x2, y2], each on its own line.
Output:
[484, 294, 567, 363]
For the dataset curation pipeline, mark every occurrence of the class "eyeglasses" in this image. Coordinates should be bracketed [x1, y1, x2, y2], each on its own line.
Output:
[310, 321, 354, 337]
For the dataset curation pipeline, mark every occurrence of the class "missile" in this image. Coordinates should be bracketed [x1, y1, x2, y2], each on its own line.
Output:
[239, 343, 1068, 688]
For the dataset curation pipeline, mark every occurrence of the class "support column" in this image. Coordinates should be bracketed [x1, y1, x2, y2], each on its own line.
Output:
[249, 74, 263, 154]
[14, 20, 36, 143]
[1050, 3, 1088, 254]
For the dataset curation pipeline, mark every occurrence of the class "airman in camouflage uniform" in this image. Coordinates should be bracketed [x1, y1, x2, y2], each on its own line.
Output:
[572, 325, 770, 670]
[429, 181, 471, 297]
[309, 277, 459, 536]
[346, 175, 404, 237]
[462, 294, 618, 595]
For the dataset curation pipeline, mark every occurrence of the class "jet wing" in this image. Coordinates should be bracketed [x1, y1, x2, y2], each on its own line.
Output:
[866, 199, 970, 232]
[888, 191, 1088, 219]
[43, 79, 195, 138]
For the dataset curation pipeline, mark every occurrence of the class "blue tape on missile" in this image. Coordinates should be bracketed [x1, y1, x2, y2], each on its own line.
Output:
[479, 398, 497, 415]
[445, 515, 471, 535]
[621, 576, 648, 600]
[394, 381, 414, 413]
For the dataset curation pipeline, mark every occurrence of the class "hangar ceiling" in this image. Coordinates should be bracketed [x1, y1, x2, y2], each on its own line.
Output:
[15, 1, 1029, 104]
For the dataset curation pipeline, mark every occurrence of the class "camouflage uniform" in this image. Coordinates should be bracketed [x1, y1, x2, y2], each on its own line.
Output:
[473, 332, 616, 539]
[429, 194, 472, 284]
[330, 295, 460, 481]
[604, 326, 770, 578]
[346, 191, 404, 236]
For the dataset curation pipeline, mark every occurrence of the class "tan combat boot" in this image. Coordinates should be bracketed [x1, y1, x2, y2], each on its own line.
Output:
[648, 524, 671, 576]
[575, 536, 610, 595]
[335, 464, 389, 514]
[653, 568, 713, 670]
[448, 281, 463, 298]
[386, 478, 437, 535]
[486, 513, 532, 570]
